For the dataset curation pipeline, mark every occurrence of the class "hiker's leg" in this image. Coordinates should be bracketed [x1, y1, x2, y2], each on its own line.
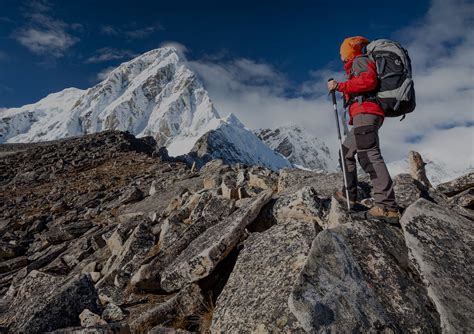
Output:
[353, 114, 397, 209]
[341, 128, 358, 201]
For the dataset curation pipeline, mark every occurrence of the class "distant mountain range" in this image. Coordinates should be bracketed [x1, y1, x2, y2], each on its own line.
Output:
[0, 46, 468, 183]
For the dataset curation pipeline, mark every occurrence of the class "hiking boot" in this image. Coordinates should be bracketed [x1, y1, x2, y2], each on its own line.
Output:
[334, 191, 356, 209]
[366, 205, 400, 224]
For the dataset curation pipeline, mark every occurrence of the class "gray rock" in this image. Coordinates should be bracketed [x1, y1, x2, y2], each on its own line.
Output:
[436, 171, 474, 196]
[278, 169, 341, 197]
[0, 256, 27, 274]
[80, 309, 106, 327]
[131, 193, 235, 292]
[160, 190, 273, 292]
[408, 151, 432, 189]
[327, 196, 352, 229]
[0, 271, 99, 333]
[118, 186, 144, 205]
[401, 199, 474, 333]
[102, 302, 126, 322]
[289, 220, 440, 333]
[45, 323, 131, 333]
[0, 242, 25, 259]
[450, 187, 474, 208]
[393, 173, 424, 210]
[100, 222, 154, 289]
[130, 284, 204, 333]
[211, 212, 317, 332]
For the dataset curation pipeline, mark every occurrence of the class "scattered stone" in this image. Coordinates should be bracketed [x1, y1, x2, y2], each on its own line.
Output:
[436, 171, 474, 196]
[45, 323, 131, 333]
[149, 180, 158, 196]
[80, 309, 107, 327]
[118, 186, 144, 205]
[0, 256, 27, 274]
[401, 199, 474, 333]
[327, 196, 351, 229]
[450, 187, 474, 208]
[100, 222, 155, 289]
[0, 242, 25, 259]
[130, 284, 205, 333]
[102, 303, 126, 322]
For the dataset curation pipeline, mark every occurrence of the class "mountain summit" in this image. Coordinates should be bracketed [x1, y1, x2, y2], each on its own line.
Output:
[0, 47, 290, 170]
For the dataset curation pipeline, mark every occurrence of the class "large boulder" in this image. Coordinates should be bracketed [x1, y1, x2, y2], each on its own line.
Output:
[211, 187, 321, 332]
[0, 271, 99, 333]
[289, 219, 440, 333]
[401, 199, 474, 333]
[159, 190, 273, 292]
[436, 171, 474, 196]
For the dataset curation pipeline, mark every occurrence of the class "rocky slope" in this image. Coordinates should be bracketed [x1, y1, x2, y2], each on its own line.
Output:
[256, 125, 335, 171]
[0, 131, 472, 333]
[0, 47, 290, 171]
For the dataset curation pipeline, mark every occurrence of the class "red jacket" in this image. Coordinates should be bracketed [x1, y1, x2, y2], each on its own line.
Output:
[336, 55, 384, 124]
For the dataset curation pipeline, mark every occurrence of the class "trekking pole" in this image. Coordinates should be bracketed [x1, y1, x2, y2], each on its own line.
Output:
[328, 78, 351, 211]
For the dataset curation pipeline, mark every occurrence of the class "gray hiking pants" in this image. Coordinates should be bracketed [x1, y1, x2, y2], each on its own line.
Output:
[340, 113, 397, 209]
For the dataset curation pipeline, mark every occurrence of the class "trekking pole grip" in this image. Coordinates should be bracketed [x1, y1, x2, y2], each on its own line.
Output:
[328, 78, 337, 105]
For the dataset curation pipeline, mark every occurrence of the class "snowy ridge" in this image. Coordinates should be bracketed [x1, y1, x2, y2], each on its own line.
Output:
[192, 114, 291, 170]
[256, 125, 336, 171]
[0, 47, 292, 171]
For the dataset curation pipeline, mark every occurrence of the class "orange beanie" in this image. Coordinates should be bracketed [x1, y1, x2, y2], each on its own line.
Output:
[340, 36, 370, 62]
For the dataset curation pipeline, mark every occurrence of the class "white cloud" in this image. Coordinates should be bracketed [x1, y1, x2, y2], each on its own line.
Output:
[185, 0, 474, 176]
[12, 4, 79, 57]
[160, 41, 189, 59]
[86, 48, 136, 63]
[96, 66, 116, 81]
[187, 58, 339, 158]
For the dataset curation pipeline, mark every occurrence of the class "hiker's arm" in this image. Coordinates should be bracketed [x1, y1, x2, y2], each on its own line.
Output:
[337, 60, 378, 94]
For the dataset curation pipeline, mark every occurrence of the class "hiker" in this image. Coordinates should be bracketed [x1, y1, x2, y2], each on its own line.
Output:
[327, 36, 399, 222]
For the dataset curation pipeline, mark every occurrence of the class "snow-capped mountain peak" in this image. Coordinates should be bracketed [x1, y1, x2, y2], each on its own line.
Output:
[256, 125, 335, 171]
[0, 47, 292, 171]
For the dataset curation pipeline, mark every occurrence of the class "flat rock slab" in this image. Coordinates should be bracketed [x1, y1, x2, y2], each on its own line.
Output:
[401, 198, 474, 333]
[130, 284, 204, 333]
[0, 270, 99, 333]
[211, 217, 316, 333]
[160, 190, 273, 292]
[289, 220, 440, 333]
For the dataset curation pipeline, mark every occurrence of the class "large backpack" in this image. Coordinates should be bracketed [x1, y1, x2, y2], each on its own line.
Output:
[366, 39, 416, 118]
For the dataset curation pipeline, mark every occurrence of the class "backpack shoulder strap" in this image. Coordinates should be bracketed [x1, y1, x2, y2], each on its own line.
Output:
[351, 55, 370, 76]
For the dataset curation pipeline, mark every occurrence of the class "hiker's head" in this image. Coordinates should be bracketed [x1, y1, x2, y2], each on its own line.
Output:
[340, 36, 369, 63]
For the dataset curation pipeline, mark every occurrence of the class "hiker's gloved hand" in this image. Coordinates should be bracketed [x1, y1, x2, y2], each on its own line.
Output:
[327, 79, 338, 91]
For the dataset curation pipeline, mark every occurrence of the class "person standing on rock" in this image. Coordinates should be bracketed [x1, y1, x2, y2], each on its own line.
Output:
[327, 36, 399, 223]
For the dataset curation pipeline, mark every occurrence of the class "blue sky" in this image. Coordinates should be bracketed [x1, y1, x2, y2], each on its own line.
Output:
[0, 0, 430, 107]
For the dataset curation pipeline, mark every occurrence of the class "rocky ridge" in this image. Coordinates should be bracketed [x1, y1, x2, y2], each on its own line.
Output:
[0, 131, 472, 333]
